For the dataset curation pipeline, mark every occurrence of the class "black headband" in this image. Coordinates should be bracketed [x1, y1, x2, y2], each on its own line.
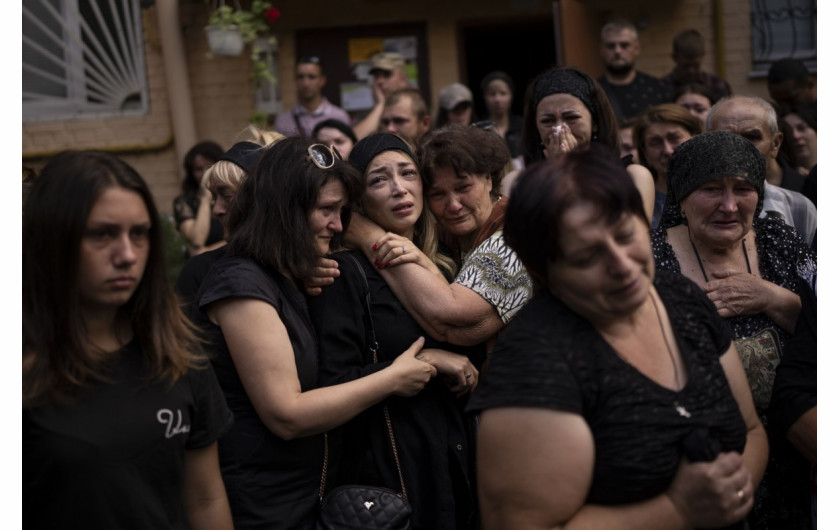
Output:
[348, 133, 418, 174]
[532, 69, 596, 121]
[220, 141, 263, 175]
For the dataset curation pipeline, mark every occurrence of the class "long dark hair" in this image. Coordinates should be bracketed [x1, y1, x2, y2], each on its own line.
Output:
[521, 66, 620, 167]
[225, 137, 361, 280]
[181, 141, 223, 195]
[23, 151, 205, 406]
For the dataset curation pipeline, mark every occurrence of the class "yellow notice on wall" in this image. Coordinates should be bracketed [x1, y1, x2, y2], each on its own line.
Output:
[348, 38, 383, 63]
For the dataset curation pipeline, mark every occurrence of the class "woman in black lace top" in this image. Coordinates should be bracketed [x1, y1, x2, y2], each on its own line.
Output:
[650, 131, 816, 529]
[468, 145, 767, 529]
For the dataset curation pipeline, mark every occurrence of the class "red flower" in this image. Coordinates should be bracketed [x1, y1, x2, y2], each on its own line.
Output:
[264, 6, 280, 23]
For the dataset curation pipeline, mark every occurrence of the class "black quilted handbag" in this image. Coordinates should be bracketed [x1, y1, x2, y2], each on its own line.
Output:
[316, 483, 411, 530]
[316, 255, 413, 530]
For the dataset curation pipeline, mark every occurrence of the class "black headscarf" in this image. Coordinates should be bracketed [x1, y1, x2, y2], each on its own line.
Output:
[659, 131, 765, 228]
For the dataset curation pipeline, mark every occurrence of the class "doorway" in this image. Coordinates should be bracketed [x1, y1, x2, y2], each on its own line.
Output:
[460, 18, 556, 119]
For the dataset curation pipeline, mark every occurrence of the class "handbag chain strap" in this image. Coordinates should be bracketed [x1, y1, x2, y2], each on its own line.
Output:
[318, 254, 409, 501]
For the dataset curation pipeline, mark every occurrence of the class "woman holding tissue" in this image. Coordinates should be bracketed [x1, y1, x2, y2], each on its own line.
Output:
[513, 66, 655, 221]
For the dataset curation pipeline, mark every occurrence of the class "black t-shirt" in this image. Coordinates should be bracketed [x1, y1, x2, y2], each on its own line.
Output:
[194, 255, 323, 529]
[468, 271, 746, 504]
[174, 245, 227, 310]
[597, 71, 672, 121]
[23, 339, 232, 530]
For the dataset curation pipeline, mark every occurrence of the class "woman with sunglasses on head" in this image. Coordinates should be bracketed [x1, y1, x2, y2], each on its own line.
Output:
[24, 151, 234, 529]
[191, 137, 437, 529]
[309, 133, 482, 530]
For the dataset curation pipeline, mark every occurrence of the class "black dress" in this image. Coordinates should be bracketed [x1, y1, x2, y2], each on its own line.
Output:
[308, 250, 480, 530]
[194, 255, 323, 530]
[468, 272, 747, 505]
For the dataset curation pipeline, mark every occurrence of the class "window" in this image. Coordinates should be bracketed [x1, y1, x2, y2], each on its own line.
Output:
[23, 0, 148, 121]
[751, 0, 816, 76]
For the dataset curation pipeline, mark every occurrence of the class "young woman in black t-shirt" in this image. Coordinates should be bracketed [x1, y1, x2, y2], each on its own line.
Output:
[23, 151, 233, 529]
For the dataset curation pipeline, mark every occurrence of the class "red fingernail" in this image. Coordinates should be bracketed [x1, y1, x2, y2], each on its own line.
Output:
[374, 259, 380, 266]
[372, 243, 378, 250]
[385, 261, 391, 267]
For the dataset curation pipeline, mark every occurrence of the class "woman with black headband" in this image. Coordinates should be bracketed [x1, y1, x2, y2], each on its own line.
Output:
[310, 133, 481, 529]
[651, 131, 816, 529]
[511, 66, 656, 221]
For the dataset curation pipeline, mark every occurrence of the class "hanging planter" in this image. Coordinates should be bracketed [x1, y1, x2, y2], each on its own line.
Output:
[205, 0, 280, 86]
[205, 25, 245, 56]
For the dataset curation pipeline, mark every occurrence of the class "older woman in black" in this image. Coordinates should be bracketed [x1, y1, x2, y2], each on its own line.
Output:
[469, 145, 767, 529]
[650, 131, 816, 529]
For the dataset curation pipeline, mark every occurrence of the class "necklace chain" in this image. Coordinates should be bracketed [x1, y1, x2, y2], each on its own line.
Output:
[650, 291, 681, 390]
[687, 230, 752, 282]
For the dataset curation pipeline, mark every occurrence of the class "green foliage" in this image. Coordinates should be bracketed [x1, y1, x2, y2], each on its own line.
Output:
[160, 213, 186, 286]
[249, 110, 269, 128]
[206, 1, 278, 87]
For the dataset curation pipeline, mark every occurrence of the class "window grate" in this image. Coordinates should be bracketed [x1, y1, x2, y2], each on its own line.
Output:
[23, 0, 148, 121]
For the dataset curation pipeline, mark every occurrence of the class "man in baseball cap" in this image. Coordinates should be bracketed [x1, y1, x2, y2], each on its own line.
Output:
[353, 51, 413, 140]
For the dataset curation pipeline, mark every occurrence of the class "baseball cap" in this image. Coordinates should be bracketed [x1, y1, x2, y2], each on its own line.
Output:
[369, 52, 406, 73]
[438, 83, 473, 111]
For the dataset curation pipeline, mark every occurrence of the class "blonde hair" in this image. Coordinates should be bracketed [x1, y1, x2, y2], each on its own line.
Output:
[236, 124, 286, 146]
[205, 126, 287, 191]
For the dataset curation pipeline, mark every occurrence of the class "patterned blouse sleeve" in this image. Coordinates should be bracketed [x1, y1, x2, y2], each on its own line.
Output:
[454, 230, 533, 324]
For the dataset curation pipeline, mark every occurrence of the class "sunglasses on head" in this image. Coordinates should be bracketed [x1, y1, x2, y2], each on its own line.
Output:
[307, 143, 341, 170]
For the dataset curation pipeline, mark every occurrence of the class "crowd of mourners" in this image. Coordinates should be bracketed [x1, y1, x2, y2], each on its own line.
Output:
[23, 18, 816, 530]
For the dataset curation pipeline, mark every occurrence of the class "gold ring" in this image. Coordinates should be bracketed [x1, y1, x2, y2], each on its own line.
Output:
[737, 489, 745, 501]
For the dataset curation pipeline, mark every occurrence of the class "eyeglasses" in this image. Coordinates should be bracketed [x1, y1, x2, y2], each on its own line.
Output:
[307, 143, 341, 169]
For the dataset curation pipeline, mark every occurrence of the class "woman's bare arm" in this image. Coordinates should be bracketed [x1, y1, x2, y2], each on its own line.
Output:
[627, 163, 656, 223]
[183, 443, 233, 530]
[207, 298, 437, 440]
[480, 401, 760, 530]
[479, 408, 694, 530]
[346, 215, 504, 345]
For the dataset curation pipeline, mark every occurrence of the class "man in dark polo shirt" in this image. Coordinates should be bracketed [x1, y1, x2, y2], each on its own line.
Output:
[597, 19, 671, 121]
